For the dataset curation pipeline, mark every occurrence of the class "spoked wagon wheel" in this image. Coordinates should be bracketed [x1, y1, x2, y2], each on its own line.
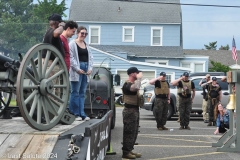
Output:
[16, 43, 69, 131]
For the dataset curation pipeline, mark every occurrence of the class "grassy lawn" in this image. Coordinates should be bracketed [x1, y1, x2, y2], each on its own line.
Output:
[10, 100, 17, 106]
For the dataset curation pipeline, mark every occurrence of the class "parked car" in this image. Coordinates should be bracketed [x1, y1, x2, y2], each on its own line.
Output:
[143, 73, 229, 120]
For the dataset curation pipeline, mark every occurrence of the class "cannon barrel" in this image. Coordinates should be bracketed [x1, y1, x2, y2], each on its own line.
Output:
[0, 54, 15, 63]
[0, 54, 18, 72]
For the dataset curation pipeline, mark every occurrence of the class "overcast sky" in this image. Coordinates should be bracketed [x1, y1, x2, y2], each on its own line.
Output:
[35, 0, 240, 50]
[181, 0, 240, 49]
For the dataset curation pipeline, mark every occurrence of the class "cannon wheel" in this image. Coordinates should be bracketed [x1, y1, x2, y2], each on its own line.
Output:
[16, 43, 69, 131]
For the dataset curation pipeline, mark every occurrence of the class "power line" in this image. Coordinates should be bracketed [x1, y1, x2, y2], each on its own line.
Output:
[110, 0, 240, 8]
[183, 21, 240, 22]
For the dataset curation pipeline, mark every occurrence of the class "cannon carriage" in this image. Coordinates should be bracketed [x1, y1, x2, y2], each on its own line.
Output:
[0, 43, 116, 131]
[0, 43, 73, 131]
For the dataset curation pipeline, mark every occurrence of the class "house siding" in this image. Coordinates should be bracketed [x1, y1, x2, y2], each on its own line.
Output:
[76, 22, 180, 46]
[91, 48, 192, 81]
[129, 57, 182, 67]
[68, 0, 209, 80]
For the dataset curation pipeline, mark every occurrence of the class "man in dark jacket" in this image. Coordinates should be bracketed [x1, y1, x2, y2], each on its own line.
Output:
[42, 13, 66, 96]
[43, 13, 65, 59]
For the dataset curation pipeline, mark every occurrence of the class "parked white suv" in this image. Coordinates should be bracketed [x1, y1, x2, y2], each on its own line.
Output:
[143, 74, 229, 119]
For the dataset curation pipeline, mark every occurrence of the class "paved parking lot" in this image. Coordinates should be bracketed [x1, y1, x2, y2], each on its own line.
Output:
[105, 107, 240, 160]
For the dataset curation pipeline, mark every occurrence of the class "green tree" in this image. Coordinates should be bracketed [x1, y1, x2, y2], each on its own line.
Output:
[204, 41, 217, 50]
[0, 0, 67, 58]
[209, 60, 230, 73]
[0, 0, 37, 58]
[219, 44, 230, 50]
[34, 0, 67, 23]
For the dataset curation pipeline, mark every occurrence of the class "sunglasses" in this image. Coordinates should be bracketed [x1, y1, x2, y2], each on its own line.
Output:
[80, 32, 88, 36]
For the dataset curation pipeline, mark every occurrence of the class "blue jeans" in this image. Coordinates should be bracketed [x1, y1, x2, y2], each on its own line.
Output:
[69, 62, 88, 118]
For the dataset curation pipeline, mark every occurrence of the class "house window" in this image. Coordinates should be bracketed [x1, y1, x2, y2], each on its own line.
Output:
[195, 64, 203, 72]
[165, 74, 172, 83]
[180, 61, 205, 72]
[164, 73, 175, 85]
[122, 26, 134, 42]
[89, 26, 101, 44]
[182, 63, 191, 68]
[151, 27, 163, 46]
[158, 62, 167, 65]
[145, 59, 168, 65]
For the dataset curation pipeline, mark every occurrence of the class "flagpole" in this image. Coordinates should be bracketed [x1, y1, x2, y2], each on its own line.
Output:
[236, 59, 238, 70]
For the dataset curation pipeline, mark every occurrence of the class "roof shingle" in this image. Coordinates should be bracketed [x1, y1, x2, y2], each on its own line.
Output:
[183, 49, 239, 67]
[69, 0, 181, 23]
[91, 45, 184, 58]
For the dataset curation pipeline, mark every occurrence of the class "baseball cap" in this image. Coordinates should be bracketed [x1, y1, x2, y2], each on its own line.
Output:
[212, 77, 217, 81]
[160, 72, 166, 77]
[48, 13, 63, 22]
[127, 67, 141, 75]
[183, 72, 189, 77]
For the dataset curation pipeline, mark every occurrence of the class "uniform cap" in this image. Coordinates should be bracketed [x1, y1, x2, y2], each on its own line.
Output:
[127, 67, 141, 75]
[48, 13, 63, 22]
[160, 72, 166, 76]
[183, 72, 189, 77]
[212, 77, 217, 81]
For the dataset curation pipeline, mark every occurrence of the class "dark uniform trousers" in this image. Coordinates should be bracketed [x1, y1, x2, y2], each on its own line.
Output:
[207, 98, 219, 122]
[179, 97, 192, 127]
[122, 107, 139, 154]
[153, 98, 168, 128]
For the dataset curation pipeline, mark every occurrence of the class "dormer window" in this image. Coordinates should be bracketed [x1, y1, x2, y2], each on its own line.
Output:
[122, 26, 135, 42]
[89, 26, 101, 45]
[151, 27, 163, 46]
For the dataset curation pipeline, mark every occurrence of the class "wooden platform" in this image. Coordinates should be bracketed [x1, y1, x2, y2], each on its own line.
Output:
[0, 117, 83, 160]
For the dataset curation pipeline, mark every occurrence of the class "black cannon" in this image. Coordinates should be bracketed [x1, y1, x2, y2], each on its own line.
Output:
[84, 67, 116, 129]
[0, 43, 73, 131]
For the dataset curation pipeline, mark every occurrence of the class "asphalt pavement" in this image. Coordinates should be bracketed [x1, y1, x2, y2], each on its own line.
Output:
[105, 107, 240, 160]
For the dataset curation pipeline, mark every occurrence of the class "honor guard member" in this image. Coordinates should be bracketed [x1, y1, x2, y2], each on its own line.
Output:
[122, 67, 143, 159]
[171, 72, 195, 130]
[201, 77, 222, 126]
[149, 72, 170, 130]
[199, 74, 211, 123]
[176, 75, 182, 122]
